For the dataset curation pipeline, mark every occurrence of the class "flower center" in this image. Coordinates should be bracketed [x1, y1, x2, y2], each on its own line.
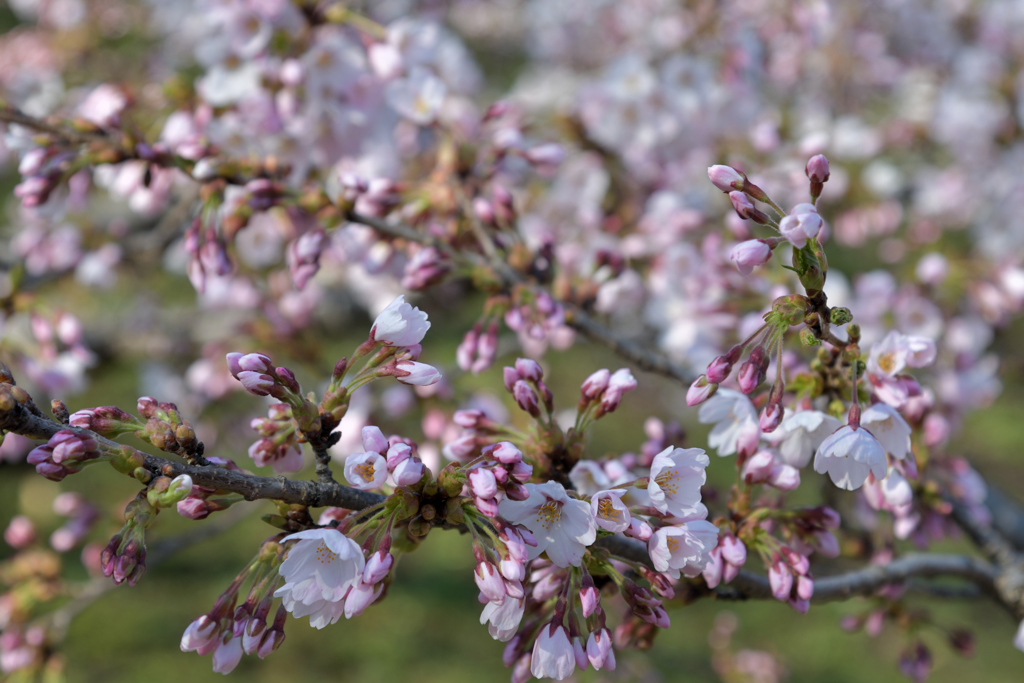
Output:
[534, 500, 562, 530]
[878, 351, 897, 374]
[654, 469, 679, 496]
[598, 498, 625, 523]
[354, 462, 376, 483]
[666, 536, 679, 553]
[315, 542, 338, 565]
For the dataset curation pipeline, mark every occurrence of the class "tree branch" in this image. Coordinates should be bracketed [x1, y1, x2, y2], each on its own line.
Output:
[596, 534, 1003, 607]
[0, 385, 386, 511]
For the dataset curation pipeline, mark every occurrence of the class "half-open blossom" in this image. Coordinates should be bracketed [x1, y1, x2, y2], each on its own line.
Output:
[586, 629, 616, 671]
[568, 461, 611, 495]
[498, 482, 596, 568]
[531, 622, 575, 681]
[647, 520, 720, 579]
[866, 331, 937, 407]
[768, 410, 842, 468]
[779, 210, 822, 246]
[730, 240, 772, 275]
[395, 360, 441, 386]
[698, 389, 760, 457]
[371, 295, 430, 347]
[646, 446, 709, 518]
[480, 596, 525, 642]
[813, 426, 887, 491]
[274, 529, 366, 629]
[860, 403, 912, 460]
[344, 452, 388, 490]
[590, 490, 631, 532]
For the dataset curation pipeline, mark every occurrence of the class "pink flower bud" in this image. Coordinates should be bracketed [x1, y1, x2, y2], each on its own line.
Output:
[708, 165, 745, 193]
[720, 536, 747, 567]
[502, 366, 521, 391]
[362, 426, 389, 455]
[768, 464, 801, 491]
[768, 561, 793, 601]
[702, 547, 724, 588]
[686, 375, 718, 406]
[393, 457, 425, 486]
[514, 358, 543, 382]
[580, 586, 600, 618]
[805, 154, 830, 183]
[360, 548, 391, 589]
[492, 441, 523, 464]
[386, 442, 412, 469]
[456, 325, 480, 371]
[580, 369, 611, 400]
[509, 459, 533, 482]
[395, 361, 441, 386]
[730, 239, 772, 275]
[742, 450, 775, 484]
[759, 402, 784, 432]
[729, 192, 769, 223]
[512, 380, 540, 417]
[624, 518, 652, 541]
[469, 467, 498, 499]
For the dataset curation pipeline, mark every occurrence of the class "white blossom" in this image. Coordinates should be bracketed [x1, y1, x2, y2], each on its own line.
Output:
[813, 426, 887, 491]
[371, 295, 431, 347]
[698, 389, 760, 457]
[646, 446, 709, 518]
[274, 529, 366, 629]
[498, 482, 596, 567]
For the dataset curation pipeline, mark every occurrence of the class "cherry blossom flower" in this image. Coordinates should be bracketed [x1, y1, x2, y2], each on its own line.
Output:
[498, 482, 596, 568]
[395, 360, 441, 386]
[813, 426, 888, 491]
[371, 295, 431, 347]
[730, 240, 772, 275]
[274, 529, 366, 629]
[647, 519, 720, 579]
[768, 410, 842, 468]
[590, 490, 631, 532]
[698, 389, 760, 457]
[860, 403, 912, 460]
[480, 595, 525, 642]
[343, 452, 388, 490]
[531, 622, 575, 681]
[646, 446, 709, 518]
